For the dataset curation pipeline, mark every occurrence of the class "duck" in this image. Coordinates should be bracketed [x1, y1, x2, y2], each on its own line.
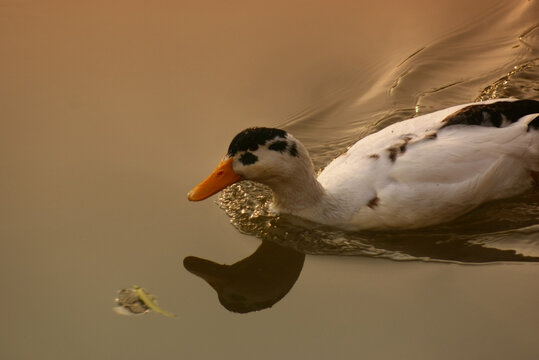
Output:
[188, 98, 539, 230]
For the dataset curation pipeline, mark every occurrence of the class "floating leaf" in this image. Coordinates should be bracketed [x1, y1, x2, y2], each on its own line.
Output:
[113, 285, 178, 318]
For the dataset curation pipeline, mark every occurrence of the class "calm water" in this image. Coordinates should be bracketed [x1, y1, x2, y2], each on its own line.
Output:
[1, 1, 538, 359]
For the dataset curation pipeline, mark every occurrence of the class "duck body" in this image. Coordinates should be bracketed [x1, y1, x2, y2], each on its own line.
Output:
[188, 99, 539, 230]
[316, 99, 539, 229]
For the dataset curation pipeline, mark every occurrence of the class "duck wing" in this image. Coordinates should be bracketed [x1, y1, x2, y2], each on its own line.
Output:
[320, 99, 539, 229]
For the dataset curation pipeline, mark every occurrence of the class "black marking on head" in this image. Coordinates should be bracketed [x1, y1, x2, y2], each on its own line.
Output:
[268, 140, 288, 153]
[367, 196, 379, 209]
[527, 115, 539, 132]
[228, 127, 287, 156]
[368, 154, 380, 159]
[441, 99, 539, 129]
[289, 143, 298, 157]
[239, 152, 258, 165]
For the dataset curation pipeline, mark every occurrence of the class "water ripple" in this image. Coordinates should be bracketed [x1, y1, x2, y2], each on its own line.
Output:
[216, 1, 539, 263]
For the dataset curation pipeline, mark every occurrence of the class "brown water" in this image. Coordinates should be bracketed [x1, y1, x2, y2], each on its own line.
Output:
[1, 0, 539, 359]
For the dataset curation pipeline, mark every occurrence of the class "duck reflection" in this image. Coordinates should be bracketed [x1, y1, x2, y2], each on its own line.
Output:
[183, 241, 305, 313]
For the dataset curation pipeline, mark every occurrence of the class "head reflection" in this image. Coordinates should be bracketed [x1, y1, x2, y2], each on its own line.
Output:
[184, 240, 305, 313]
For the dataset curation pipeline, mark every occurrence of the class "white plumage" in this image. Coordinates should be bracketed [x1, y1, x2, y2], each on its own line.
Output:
[188, 99, 539, 230]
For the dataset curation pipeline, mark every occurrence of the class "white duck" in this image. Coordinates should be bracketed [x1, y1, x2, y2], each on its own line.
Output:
[188, 99, 539, 230]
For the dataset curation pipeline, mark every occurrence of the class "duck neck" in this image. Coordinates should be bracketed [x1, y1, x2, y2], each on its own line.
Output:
[269, 172, 327, 214]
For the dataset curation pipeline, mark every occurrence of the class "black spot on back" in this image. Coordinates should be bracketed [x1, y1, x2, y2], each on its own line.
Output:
[239, 152, 258, 165]
[228, 128, 287, 156]
[367, 196, 379, 209]
[387, 137, 411, 162]
[399, 143, 407, 153]
[527, 115, 539, 132]
[288, 143, 298, 157]
[388, 148, 398, 162]
[268, 140, 288, 153]
[441, 99, 539, 129]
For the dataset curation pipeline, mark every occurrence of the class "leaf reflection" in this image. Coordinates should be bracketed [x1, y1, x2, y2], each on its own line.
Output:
[183, 241, 305, 313]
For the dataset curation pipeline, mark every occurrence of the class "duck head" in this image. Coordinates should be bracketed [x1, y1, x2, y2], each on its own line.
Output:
[187, 127, 316, 202]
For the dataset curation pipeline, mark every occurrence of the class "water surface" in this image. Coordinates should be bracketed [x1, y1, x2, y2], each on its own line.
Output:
[1, 1, 538, 359]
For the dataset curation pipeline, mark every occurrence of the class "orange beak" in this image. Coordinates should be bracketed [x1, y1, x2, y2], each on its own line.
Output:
[187, 157, 243, 201]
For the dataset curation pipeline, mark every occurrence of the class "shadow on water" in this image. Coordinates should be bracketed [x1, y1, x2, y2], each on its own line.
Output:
[185, 185, 537, 313]
[186, 183, 538, 312]
[183, 241, 304, 313]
